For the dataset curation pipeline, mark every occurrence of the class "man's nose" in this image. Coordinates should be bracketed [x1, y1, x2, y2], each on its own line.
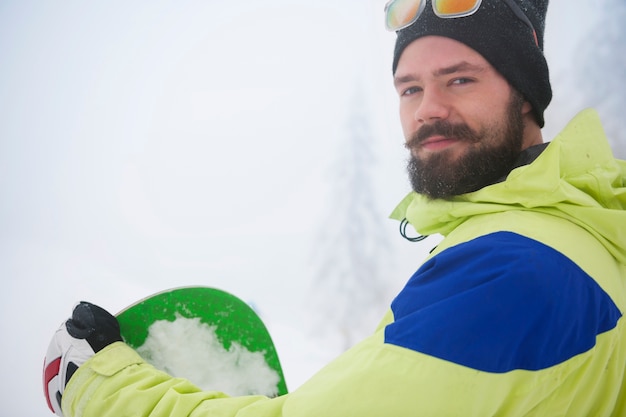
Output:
[414, 88, 450, 124]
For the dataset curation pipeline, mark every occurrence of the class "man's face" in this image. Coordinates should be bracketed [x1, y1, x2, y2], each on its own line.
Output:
[393, 36, 531, 199]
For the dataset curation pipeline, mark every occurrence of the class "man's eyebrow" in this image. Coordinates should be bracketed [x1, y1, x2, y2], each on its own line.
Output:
[394, 61, 486, 87]
[434, 61, 486, 77]
[393, 74, 419, 87]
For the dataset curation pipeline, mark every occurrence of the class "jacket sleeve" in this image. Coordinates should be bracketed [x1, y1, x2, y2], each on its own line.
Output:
[62, 342, 284, 417]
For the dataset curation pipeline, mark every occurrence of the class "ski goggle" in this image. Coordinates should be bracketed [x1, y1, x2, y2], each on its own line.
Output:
[384, 0, 538, 46]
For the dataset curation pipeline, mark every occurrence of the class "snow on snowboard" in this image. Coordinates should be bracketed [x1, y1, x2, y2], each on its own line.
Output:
[116, 286, 288, 397]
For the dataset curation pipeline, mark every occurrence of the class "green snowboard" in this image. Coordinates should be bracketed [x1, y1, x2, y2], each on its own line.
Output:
[116, 286, 288, 397]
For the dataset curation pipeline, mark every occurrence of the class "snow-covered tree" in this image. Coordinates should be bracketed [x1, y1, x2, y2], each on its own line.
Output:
[308, 87, 390, 351]
[573, 0, 626, 158]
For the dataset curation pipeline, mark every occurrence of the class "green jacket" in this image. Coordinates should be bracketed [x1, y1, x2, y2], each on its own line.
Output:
[63, 109, 626, 416]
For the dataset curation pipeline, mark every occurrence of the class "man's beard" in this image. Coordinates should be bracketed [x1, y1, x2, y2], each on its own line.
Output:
[406, 92, 525, 200]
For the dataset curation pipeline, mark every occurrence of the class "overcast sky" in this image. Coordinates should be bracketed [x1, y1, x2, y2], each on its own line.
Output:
[0, 1, 600, 415]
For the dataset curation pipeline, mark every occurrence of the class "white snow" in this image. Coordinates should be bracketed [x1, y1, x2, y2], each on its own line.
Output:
[136, 316, 280, 397]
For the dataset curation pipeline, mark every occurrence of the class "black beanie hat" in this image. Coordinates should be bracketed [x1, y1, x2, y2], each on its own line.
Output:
[392, 0, 551, 127]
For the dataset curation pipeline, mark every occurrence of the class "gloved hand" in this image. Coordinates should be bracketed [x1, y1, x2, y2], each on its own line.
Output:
[43, 302, 123, 416]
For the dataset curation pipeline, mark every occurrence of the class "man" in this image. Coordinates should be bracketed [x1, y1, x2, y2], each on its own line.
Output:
[44, 0, 626, 415]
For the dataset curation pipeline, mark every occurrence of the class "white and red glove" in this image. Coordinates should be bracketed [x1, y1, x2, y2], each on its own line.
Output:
[43, 302, 123, 416]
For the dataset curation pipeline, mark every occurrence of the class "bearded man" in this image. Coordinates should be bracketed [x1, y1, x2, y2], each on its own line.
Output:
[44, 1, 626, 416]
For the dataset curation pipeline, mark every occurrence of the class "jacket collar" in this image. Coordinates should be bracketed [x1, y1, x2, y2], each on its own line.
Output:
[390, 109, 626, 264]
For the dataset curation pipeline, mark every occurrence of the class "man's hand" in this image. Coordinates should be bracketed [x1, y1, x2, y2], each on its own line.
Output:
[43, 302, 123, 416]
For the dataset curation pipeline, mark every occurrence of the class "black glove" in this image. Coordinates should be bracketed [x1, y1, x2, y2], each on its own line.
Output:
[43, 302, 123, 416]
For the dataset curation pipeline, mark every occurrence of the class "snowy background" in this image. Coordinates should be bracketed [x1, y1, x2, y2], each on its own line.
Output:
[1, 1, 624, 416]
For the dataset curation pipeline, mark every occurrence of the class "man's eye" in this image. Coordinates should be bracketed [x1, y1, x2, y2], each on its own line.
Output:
[451, 78, 473, 85]
[402, 86, 422, 96]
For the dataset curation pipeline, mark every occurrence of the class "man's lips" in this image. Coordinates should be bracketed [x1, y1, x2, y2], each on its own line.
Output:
[419, 135, 460, 151]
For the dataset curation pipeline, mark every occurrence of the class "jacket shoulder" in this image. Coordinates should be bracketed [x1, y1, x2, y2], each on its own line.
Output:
[385, 231, 622, 373]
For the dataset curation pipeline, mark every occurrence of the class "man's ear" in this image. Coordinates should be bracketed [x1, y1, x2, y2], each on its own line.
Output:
[522, 100, 533, 116]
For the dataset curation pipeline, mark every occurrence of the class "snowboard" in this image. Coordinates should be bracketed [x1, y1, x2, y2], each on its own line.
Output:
[116, 286, 288, 397]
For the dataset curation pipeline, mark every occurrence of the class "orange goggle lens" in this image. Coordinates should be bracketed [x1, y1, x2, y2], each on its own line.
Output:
[434, 0, 481, 16]
[384, 0, 425, 31]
